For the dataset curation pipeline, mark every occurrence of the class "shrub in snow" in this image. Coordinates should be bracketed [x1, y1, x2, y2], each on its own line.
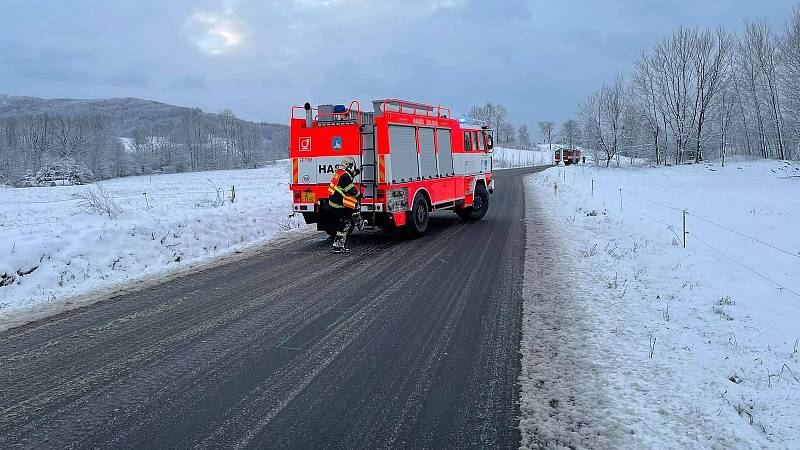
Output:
[73, 184, 123, 219]
[27, 157, 94, 187]
[192, 180, 226, 208]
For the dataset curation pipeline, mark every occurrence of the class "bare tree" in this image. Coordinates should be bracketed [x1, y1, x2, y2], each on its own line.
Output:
[740, 23, 772, 158]
[632, 53, 663, 164]
[468, 103, 516, 146]
[718, 82, 737, 167]
[517, 125, 532, 150]
[652, 27, 701, 164]
[732, 72, 754, 156]
[561, 119, 578, 150]
[784, 6, 800, 159]
[744, 20, 786, 160]
[537, 121, 554, 151]
[692, 28, 733, 162]
[580, 76, 626, 167]
[183, 109, 203, 171]
[219, 108, 238, 169]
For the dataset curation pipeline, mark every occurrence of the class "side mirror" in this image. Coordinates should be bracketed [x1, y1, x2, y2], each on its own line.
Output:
[486, 134, 494, 152]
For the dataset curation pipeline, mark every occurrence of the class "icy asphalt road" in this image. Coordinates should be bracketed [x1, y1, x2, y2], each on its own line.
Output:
[1, 166, 548, 449]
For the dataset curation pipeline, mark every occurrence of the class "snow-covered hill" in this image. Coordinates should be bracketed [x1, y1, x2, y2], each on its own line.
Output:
[0, 163, 302, 330]
[521, 158, 800, 448]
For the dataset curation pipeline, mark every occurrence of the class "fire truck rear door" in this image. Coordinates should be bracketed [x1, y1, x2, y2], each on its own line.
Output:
[297, 157, 317, 185]
[298, 156, 349, 185]
[433, 128, 456, 202]
[388, 125, 420, 182]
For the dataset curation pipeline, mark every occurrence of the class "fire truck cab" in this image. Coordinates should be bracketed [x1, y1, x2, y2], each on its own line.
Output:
[290, 99, 494, 236]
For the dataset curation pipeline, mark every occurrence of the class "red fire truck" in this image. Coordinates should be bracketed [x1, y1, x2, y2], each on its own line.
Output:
[555, 148, 582, 165]
[290, 99, 495, 236]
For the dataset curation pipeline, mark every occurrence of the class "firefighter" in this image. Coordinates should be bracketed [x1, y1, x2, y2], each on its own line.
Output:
[328, 156, 362, 253]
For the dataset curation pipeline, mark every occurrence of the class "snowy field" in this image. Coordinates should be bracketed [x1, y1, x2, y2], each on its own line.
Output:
[0, 162, 303, 330]
[520, 158, 800, 448]
[493, 145, 554, 168]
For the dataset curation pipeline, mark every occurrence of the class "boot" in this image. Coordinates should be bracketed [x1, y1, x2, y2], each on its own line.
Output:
[332, 236, 350, 253]
[349, 212, 365, 232]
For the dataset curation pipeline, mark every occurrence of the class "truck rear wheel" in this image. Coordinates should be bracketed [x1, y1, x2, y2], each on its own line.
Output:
[456, 184, 489, 221]
[406, 194, 430, 236]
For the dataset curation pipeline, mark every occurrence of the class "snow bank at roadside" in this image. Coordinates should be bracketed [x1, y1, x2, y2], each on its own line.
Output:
[0, 163, 303, 329]
[520, 159, 800, 449]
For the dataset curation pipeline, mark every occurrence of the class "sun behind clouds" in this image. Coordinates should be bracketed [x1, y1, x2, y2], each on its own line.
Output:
[186, 5, 245, 55]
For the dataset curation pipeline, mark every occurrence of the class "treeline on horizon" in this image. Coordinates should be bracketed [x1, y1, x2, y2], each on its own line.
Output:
[574, 4, 800, 167]
[0, 102, 289, 186]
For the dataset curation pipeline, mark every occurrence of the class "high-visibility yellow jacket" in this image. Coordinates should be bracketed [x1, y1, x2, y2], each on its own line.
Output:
[328, 169, 359, 209]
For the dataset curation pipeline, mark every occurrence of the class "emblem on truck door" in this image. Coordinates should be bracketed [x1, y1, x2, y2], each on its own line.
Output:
[299, 137, 311, 151]
[332, 136, 342, 151]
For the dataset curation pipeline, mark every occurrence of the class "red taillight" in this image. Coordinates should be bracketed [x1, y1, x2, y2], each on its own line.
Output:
[293, 190, 301, 200]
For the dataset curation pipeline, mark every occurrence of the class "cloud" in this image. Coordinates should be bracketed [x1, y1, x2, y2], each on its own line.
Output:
[165, 75, 209, 91]
[289, 0, 357, 7]
[186, 3, 246, 55]
[0, 0, 795, 129]
[103, 71, 152, 88]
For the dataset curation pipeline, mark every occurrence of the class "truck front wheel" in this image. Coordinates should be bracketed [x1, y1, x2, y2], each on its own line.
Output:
[456, 184, 489, 221]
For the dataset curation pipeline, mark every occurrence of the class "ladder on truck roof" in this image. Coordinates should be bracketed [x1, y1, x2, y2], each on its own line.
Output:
[359, 112, 378, 230]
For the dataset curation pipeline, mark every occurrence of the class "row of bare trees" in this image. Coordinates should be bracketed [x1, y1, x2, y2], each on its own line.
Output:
[532, 120, 582, 157]
[0, 114, 125, 184]
[0, 108, 288, 185]
[578, 6, 800, 167]
[467, 103, 548, 151]
[129, 108, 268, 175]
[467, 103, 517, 147]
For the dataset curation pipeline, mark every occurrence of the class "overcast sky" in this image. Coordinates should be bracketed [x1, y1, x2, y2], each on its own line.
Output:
[0, 0, 793, 135]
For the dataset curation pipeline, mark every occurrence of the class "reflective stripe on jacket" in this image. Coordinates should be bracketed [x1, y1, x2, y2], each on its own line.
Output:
[328, 169, 358, 209]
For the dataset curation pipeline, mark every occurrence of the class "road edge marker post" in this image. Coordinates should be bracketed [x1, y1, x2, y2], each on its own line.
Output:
[683, 209, 688, 248]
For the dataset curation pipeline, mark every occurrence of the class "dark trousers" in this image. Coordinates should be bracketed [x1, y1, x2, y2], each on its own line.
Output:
[335, 208, 358, 239]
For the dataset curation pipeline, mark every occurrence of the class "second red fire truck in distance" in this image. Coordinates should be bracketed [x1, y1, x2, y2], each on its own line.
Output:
[555, 148, 582, 165]
[290, 99, 495, 236]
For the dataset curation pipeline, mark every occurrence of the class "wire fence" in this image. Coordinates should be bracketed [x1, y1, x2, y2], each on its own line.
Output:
[0, 184, 282, 206]
[553, 166, 800, 298]
[0, 183, 290, 229]
[689, 231, 800, 298]
[588, 177, 800, 258]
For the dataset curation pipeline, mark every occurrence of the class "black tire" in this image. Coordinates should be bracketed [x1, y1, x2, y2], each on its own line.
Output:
[406, 193, 430, 236]
[455, 183, 489, 221]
